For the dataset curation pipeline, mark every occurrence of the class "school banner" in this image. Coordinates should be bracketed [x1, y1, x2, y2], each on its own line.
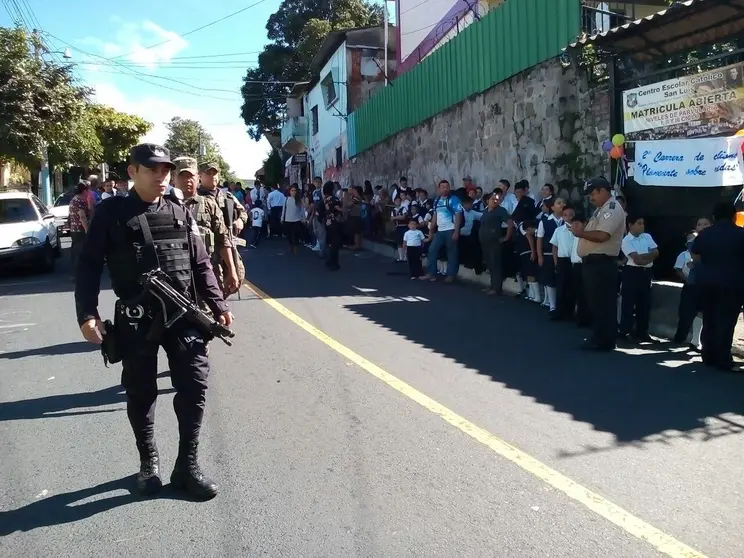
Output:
[630, 136, 744, 187]
[622, 62, 744, 141]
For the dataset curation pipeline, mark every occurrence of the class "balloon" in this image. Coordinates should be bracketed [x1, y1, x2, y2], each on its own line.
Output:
[610, 146, 624, 159]
[612, 134, 625, 146]
[736, 129, 744, 136]
[601, 139, 613, 152]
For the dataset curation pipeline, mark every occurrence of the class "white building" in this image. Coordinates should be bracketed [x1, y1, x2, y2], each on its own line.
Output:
[279, 25, 397, 186]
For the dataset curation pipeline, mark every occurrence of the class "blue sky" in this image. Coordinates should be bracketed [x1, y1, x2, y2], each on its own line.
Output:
[1, 0, 277, 178]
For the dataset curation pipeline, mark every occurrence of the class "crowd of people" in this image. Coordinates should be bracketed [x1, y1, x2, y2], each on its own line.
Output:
[66, 168, 740, 369]
[236, 174, 744, 369]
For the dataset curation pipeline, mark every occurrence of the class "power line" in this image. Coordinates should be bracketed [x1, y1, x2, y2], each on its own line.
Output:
[113, 59, 260, 66]
[163, 50, 263, 60]
[107, 0, 271, 61]
[45, 32, 244, 102]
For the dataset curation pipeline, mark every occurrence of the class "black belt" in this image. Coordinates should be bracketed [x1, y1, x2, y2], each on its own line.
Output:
[583, 254, 617, 263]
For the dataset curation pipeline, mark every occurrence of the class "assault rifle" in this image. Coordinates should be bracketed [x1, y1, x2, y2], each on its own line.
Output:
[141, 269, 235, 346]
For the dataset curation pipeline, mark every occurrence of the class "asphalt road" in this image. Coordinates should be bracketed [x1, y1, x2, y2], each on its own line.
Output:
[1, 237, 743, 557]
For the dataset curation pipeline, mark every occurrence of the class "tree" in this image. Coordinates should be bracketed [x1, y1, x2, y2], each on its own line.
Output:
[0, 27, 151, 173]
[0, 27, 89, 170]
[89, 104, 152, 164]
[47, 104, 152, 169]
[163, 117, 237, 182]
[240, 0, 382, 140]
[263, 149, 284, 187]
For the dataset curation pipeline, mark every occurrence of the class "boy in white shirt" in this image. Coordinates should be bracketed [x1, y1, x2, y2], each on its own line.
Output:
[249, 201, 265, 248]
[619, 215, 659, 342]
[403, 219, 426, 278]
[673, 231, 703, 350]
[550, 206, 576, 321]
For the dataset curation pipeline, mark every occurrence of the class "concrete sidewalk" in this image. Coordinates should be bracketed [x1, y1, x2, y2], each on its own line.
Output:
[361, 238, 744, 356]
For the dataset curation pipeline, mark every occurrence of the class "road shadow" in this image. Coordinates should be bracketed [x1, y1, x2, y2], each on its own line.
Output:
[0, 341, 98, 360]
[0, 242, 112, 297]
[0, 372, 174, 422]
[245, 242, 744, 444]
[0, 476, 138, 535]
[0, 473, 215, 535]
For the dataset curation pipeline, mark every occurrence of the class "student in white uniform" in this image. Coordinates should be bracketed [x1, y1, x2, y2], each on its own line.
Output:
[673, 231, 703, 350]
[619, 215, 659, 342]
[550, 206, 576, 321]
[673, 216, 710, 349]
[249, 200, 265, 248]
[403, 219, 426, 278]
[536, 197, 564, 313]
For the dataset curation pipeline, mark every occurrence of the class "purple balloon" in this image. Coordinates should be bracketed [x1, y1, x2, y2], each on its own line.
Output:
[601, 139, 613, 152]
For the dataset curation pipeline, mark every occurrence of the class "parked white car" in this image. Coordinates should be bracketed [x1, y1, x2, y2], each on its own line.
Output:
[0, 191, 61, 272]
[52, 191, 74, 235]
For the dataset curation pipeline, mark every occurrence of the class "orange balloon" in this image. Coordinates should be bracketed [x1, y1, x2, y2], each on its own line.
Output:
[736, 211, 744, 228]
[609, 146, 624, 159]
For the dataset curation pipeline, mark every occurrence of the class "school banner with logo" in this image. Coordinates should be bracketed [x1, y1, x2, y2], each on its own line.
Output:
[630, 136, 744, 187]
[622, 62, 744, 141]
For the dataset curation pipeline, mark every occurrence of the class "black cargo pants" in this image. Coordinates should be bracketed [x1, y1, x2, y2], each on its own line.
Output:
[582, 254, 618, 349]
[117, 303, 210, 447]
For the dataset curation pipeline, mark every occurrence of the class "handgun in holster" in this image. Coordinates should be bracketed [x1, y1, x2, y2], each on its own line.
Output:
[100, 320, 123, 367]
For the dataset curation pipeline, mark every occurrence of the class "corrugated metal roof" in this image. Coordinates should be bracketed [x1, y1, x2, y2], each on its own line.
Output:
[569, 0, 744, 62]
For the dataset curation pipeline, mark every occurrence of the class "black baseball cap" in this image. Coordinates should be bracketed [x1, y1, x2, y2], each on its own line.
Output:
[129, 143, 175, 169]
[584, 176, 612, 193]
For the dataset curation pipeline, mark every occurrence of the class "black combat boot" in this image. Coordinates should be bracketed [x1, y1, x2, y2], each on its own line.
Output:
[136, 441, 162, 496]
[170, 440, 218, 500]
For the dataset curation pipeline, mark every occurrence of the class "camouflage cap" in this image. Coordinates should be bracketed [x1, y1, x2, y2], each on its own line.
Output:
[173, 156, 198, 175]
[198, 161, 220, 173]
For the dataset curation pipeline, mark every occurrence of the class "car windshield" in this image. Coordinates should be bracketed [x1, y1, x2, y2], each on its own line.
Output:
[54, 193, 73, 207]
[0, 199, 38, 224]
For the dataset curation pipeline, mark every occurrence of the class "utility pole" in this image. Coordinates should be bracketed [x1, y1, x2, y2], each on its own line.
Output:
[383, 3, 389, 87]
[33, 29, 52, 206]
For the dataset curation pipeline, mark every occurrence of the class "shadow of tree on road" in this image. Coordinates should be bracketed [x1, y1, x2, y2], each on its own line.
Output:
[1, 372, 174, 422]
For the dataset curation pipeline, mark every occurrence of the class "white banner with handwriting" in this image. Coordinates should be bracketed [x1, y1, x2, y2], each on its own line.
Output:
[631, 136, 744, 187]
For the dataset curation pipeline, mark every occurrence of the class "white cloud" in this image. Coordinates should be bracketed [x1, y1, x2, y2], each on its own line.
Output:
[78, 20, 188, 69]
[90, 81, 271, 179]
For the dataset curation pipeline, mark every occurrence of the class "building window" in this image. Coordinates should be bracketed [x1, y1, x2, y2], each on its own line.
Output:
[321, 72, 338, 108]
[311, 105, 319, 136]
[336, 146, 342, 169]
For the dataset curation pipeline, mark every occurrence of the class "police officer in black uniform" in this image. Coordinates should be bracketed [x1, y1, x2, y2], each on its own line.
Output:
[75, 144, 233, 500]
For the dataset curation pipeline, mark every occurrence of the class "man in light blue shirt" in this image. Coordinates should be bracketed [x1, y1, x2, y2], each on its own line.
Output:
[422, 179, 463, 282]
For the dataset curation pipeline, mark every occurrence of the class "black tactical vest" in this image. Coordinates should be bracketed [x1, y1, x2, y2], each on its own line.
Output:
[107, 201, 192, 296]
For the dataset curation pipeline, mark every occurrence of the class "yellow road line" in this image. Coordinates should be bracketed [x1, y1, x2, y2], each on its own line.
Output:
[243, 279, 708, 558]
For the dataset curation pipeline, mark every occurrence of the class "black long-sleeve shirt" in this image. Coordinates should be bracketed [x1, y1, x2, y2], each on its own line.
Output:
[74, 190, 228, 326]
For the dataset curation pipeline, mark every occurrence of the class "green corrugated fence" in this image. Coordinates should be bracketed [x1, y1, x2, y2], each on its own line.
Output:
[349, 0, 581, 156]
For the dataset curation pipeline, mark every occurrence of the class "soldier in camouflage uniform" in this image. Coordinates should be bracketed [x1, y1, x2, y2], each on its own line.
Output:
[173, 157, 240, 295]
[197, 161, 247, 295]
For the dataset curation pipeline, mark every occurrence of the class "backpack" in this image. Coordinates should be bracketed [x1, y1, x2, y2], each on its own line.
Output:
[433, 195, 457, 218]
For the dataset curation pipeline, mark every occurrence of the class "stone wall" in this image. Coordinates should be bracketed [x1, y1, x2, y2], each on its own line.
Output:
[349, 58, 611, 203]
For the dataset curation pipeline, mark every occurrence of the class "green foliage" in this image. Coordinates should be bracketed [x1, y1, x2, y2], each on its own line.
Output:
[241, 0, 382, 140]
[0, 27, 152, 171]
[88, 104, 151, 163]
[47, 104, 152, 169]
[0, 27, 89, 169]
[163, 117, 236, 182]
[263, 149, 284, 187]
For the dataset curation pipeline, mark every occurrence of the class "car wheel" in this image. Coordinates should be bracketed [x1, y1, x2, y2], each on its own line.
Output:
[38, 242, 56, 273]
[54, 229, 62, 258]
